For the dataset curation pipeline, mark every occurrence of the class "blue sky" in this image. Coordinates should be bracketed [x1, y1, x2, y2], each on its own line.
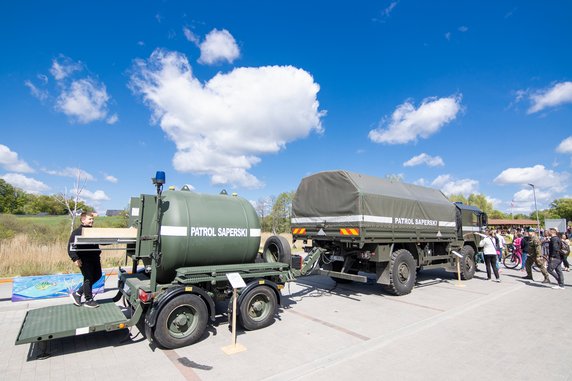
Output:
[1, 1, 571, 215]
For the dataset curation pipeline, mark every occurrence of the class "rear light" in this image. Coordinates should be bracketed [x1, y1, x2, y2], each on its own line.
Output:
[138, 289, 152, 303]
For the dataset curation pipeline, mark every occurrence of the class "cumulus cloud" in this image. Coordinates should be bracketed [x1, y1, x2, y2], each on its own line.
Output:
[430, 174, 478, 196]
[183, 27, 200, 45]
[79, 189, 110, 202]
[50, 56, 83, 80]
[130, 49, 324, 188]
[511, 187, 553, 213]
[44, 167, 95, 181]
[198, 29, 240, 65]
[55, 78, 110, 124]
[403, 153, 444, 167]
[0, 144, 34, 173]
[527, 81, 572, 114]
[104, 175, 118, 183]
[0, 173, 49, 194]
[24, 80, 48, 101]
[494, 164, 568, 192]
[368, 95, 462, 144]
[458, 26, 469, 32]
[556, 136, 572, 154]
[26, 55, 116, 124]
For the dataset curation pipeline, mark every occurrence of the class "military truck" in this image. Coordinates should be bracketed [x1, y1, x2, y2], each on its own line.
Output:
[282, 170, 487, 295]
[16, 172, 294, 354]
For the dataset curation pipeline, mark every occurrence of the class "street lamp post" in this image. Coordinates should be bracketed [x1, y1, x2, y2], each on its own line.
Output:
[528, 183, 540, 232]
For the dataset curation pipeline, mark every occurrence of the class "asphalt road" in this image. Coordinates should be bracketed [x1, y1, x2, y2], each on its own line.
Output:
[1, 264, 570, 381]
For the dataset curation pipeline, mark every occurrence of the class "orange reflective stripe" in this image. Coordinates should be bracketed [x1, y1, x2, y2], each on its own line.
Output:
[292, 228, 306, 235]
[340, 228, 359, 235]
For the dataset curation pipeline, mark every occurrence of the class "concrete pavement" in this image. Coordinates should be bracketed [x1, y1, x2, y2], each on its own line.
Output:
[1, 264, 570, 380]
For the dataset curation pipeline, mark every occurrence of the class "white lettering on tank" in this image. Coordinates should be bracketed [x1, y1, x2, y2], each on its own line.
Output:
[188, 227, 248, 237]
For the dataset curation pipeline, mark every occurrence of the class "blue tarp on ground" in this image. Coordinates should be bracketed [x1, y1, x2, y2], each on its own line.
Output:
[11, 273, 106, 302]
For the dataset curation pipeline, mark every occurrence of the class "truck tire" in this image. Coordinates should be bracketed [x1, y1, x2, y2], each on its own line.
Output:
[460, 245, 476, 280]
[387, 249, 416, 295]
[263, 235, 292, 265]
[238, 285, 278, 331]
[153, 294, 208, 349]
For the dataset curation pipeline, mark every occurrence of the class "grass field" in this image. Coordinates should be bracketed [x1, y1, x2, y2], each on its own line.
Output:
[0, 214, 299, 277]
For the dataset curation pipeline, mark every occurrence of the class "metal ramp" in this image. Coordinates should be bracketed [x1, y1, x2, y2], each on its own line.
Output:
[16, 299, 128, 345]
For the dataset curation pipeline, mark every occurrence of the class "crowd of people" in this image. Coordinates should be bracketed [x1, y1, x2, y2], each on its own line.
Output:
[478, 226, 570, 289]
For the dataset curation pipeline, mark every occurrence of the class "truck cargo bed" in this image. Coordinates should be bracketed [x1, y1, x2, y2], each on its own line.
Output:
[16, 299, 128, 345]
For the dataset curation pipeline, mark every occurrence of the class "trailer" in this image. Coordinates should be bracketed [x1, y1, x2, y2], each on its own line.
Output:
[16, 172, 295, 354]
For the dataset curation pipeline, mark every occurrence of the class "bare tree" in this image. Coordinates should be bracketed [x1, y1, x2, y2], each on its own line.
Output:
[54, 169, 87, 233]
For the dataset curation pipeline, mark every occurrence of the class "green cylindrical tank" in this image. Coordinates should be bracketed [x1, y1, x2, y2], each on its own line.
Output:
[148, 189, 261, 283]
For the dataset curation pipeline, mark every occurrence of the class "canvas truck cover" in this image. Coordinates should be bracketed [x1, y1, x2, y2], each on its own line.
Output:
[291, 171, 458, 239]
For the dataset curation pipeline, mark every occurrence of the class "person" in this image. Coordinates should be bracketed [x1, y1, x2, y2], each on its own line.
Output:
[495, 229, 506, 268]
[546, 228, 565, 289]
[561, 233, 570, 271]
[523, 229, 550, 283]
[68, 212, 102, 308]
[479, 229, 501, 282]
[513, 233, 523, 271]
[520, 230, 530, 272]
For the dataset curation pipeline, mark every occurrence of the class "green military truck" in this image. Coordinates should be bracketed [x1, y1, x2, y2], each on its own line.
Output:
[285, 170, 487, 295]
[16, 172, 294, 354]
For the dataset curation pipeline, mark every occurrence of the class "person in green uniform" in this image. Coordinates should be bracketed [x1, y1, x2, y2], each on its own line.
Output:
[523, 229, 550, 283]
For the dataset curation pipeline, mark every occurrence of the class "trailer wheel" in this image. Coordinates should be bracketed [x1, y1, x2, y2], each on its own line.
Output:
[153, 294, 208, 349]
[263, 235, 292, 265]
[238, 286, 277, 331]
[460, 245, 476, 280]
[387, 249, 416, 296]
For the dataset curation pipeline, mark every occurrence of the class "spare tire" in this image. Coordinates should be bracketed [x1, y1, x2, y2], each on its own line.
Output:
[262, 235, 292, 265]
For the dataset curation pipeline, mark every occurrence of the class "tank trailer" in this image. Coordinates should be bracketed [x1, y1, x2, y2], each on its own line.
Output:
[16, 172, 300, 352]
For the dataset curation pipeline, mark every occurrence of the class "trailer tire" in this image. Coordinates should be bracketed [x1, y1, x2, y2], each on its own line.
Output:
[460, 245, 476, 280]
[153, 294, 208, 349]
[238, 285, 277, 331]
[263, 235, 292, 265]
[387, 249, 416, 296]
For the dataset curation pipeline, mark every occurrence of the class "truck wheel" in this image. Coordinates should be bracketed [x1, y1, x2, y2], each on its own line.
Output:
[153, 294, 208, 349]
[387, 249, 416, 296]
[263, 235, 292, 265]
[238, 286, 277, 331]
[460, 245, 476, 280]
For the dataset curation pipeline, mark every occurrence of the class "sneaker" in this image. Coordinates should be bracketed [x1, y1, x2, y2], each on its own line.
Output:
[542, 278, 551, 284]
[551, 285, 565, 290]
[494, 278, 501, 283]
[84, 299, 99, 308]
[523, 276, 533, 280]
[70, 291, 82, 306]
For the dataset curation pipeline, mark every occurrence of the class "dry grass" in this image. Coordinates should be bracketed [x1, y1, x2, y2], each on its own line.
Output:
[0, 232, 304, 278]
[0, 234, 125, 277]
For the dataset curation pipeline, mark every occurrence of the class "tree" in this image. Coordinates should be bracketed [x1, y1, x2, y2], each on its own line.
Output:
[255, 196, 273, 232]
[53, 169, 88, 233]
[269, 192, 294, 234]
[549, 198, 572, 222]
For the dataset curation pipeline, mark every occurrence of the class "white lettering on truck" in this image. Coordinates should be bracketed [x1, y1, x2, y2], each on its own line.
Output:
[189, 227, 248, 237]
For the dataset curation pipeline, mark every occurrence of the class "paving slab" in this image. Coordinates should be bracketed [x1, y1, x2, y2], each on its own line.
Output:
[0, 264, 570, 381]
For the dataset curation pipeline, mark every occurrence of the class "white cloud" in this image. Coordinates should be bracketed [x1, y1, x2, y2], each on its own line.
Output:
[556, 136, 572, 154]
[445, 32, 451, 41]
[45, 167, 95, 181]
[130, 49, 324, 188]
[104, 175, 118, 183]
[403, 153, 444, 167]
[430, 174, 478, 196]
[79, 189, 110, 202]
[24, 80, 48, 101]
[368, 95, 462, 144]
[493, 164, 569, 192]
[528, 81, 572, 114]
[55, 78, 111, 124]
[0, 144, 34, 173]
[183, 27, 200, 45]
[458, 26, 469, 32]
[511, 187, 553, 213]
[0, 173, 49, 194]
[106, 113, 119, 125]
[198, 29, 240, 65]
[50, 57, 83, 80]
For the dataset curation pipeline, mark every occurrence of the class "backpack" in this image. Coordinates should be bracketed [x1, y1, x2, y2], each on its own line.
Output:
[561, 240, 570, 257]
